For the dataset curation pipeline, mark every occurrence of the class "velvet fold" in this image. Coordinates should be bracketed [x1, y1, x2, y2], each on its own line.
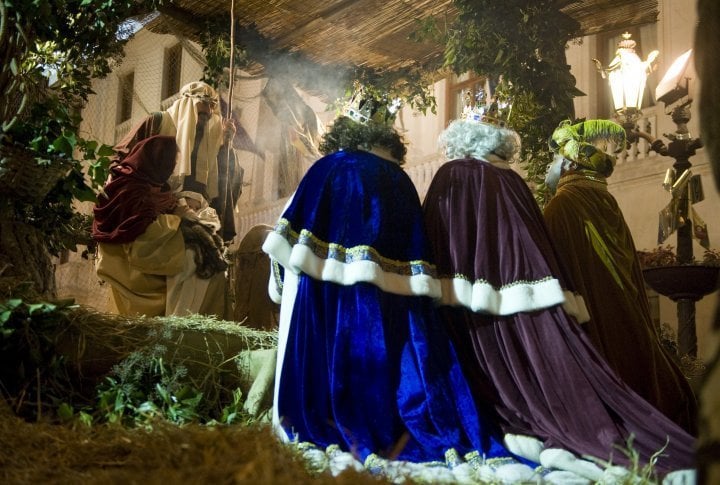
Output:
[264, 150, 512, 464]
[422, 157, 695, 474]
[543, 173, 697, 434]
[92, 135, 178, 244]
[423, 158, 588, 321]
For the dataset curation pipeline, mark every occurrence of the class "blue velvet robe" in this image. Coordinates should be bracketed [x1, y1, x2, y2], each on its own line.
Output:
[262, 150, 511, 464]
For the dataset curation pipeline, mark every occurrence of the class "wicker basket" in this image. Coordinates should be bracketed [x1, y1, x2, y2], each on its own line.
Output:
[0, 145, 71, 202]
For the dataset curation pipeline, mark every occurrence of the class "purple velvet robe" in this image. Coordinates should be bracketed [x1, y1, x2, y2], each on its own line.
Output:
[422, 157, 695, 474]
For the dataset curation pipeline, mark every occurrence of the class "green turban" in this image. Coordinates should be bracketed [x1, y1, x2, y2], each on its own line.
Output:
[549, 120, 626, 177]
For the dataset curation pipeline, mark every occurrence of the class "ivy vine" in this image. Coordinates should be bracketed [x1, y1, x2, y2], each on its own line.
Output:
[438, 0, 586, 200]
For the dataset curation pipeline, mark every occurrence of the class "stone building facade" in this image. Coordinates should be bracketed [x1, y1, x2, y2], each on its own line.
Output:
[56, 0, 719, 362]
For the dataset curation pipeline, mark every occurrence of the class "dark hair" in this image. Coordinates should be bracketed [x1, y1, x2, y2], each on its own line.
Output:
[319, 116, 407, 164]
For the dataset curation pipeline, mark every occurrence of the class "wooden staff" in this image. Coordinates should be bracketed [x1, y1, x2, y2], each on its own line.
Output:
[226, 0, 236, 119]
[222, 0, 237, 237]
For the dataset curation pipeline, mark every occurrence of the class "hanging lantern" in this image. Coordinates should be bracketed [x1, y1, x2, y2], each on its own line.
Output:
[594, 32, 659, 118]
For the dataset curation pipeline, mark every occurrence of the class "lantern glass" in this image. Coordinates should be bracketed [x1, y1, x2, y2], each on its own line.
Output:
[598, 32, 658, 118]
[608, 51, 647, 113]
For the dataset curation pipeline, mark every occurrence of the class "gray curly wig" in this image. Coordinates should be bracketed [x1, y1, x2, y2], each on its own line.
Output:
[439, 120, 521, 162]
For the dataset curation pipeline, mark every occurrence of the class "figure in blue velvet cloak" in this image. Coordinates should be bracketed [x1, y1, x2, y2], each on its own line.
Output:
[262, 114, 523, 477]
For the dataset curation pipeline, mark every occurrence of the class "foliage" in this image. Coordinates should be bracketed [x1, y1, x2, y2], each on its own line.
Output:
[637, 245, 678, 268]
[0, 0, 160, 256]
[198, 15, 250, 91]
[637, 245, 720, 268]
[96, 348, 205, 426]
[702, 248, 720, 266]
[0, 297, 79, 419]
[0, 298, 273, 427]
[94, 332, 256, 428]
[414, 0, 586, 200]
[351, 66, 438, 116]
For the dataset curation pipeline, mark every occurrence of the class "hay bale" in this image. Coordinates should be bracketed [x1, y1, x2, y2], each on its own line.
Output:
[1, 300, 277, 422]
[0, 403, 388, 484]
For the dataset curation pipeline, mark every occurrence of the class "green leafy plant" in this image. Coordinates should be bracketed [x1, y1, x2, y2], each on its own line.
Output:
[1, 1, 162, 276]
[637, 245, 720, 268]
[94, 336, 255, 428]
[702, 248, 720, 266]
[0, 297, 79, 419]
[96, 346, 204, 427]
[219, 388, 245, 425]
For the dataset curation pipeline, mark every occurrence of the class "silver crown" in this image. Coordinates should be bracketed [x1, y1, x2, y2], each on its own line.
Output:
[342, 84, 402, 126]
[461, 81, 512, 127]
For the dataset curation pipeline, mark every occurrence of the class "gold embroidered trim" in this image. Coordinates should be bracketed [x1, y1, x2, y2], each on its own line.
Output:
[274, 218, 437, 277]
[447, 273, 554, 290]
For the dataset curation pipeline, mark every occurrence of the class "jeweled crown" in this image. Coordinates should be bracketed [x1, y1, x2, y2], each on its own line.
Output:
[342, 84, 402, 126]
[462, 80, 512, 128]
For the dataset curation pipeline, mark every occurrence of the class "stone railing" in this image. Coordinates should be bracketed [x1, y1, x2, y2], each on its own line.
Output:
[615, 112, 659, 165]
[235, 202, 287, 244]
[405, 157, 444, 201]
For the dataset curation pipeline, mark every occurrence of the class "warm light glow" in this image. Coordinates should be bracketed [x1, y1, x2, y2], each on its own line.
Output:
[597, 33, 659, 116]
[608, 50, 648, 111]
[656, 49, 693, 106]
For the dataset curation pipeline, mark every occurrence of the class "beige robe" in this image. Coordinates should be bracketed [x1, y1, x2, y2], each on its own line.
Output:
[166, 248, 226, 318]
[160, 104, 222, 200]
[97, 213, 226, 317]
[97, 215, 185, 316]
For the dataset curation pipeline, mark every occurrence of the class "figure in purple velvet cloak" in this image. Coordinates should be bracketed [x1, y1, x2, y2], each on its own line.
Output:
[421, 118, 696, 482]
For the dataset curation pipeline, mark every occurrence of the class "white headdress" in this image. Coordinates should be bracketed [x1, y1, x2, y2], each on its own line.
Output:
[165, 82, 223, 200]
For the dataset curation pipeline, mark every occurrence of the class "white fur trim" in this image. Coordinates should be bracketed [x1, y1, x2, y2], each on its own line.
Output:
[438, 275, 575, 316]
[262, 231, 441, 298]
[272, 271, 298, 442]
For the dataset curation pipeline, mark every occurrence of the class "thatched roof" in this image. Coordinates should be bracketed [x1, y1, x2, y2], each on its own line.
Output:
[148, 0, 658, 72]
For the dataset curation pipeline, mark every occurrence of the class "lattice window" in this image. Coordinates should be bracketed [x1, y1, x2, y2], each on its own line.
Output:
[445, 72, 487, 124]
[162, 44, 182, 101]
[117, 71, 134, 124]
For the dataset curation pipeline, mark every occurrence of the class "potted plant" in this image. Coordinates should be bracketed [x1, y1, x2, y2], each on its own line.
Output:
[637, 245, 720, 301]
